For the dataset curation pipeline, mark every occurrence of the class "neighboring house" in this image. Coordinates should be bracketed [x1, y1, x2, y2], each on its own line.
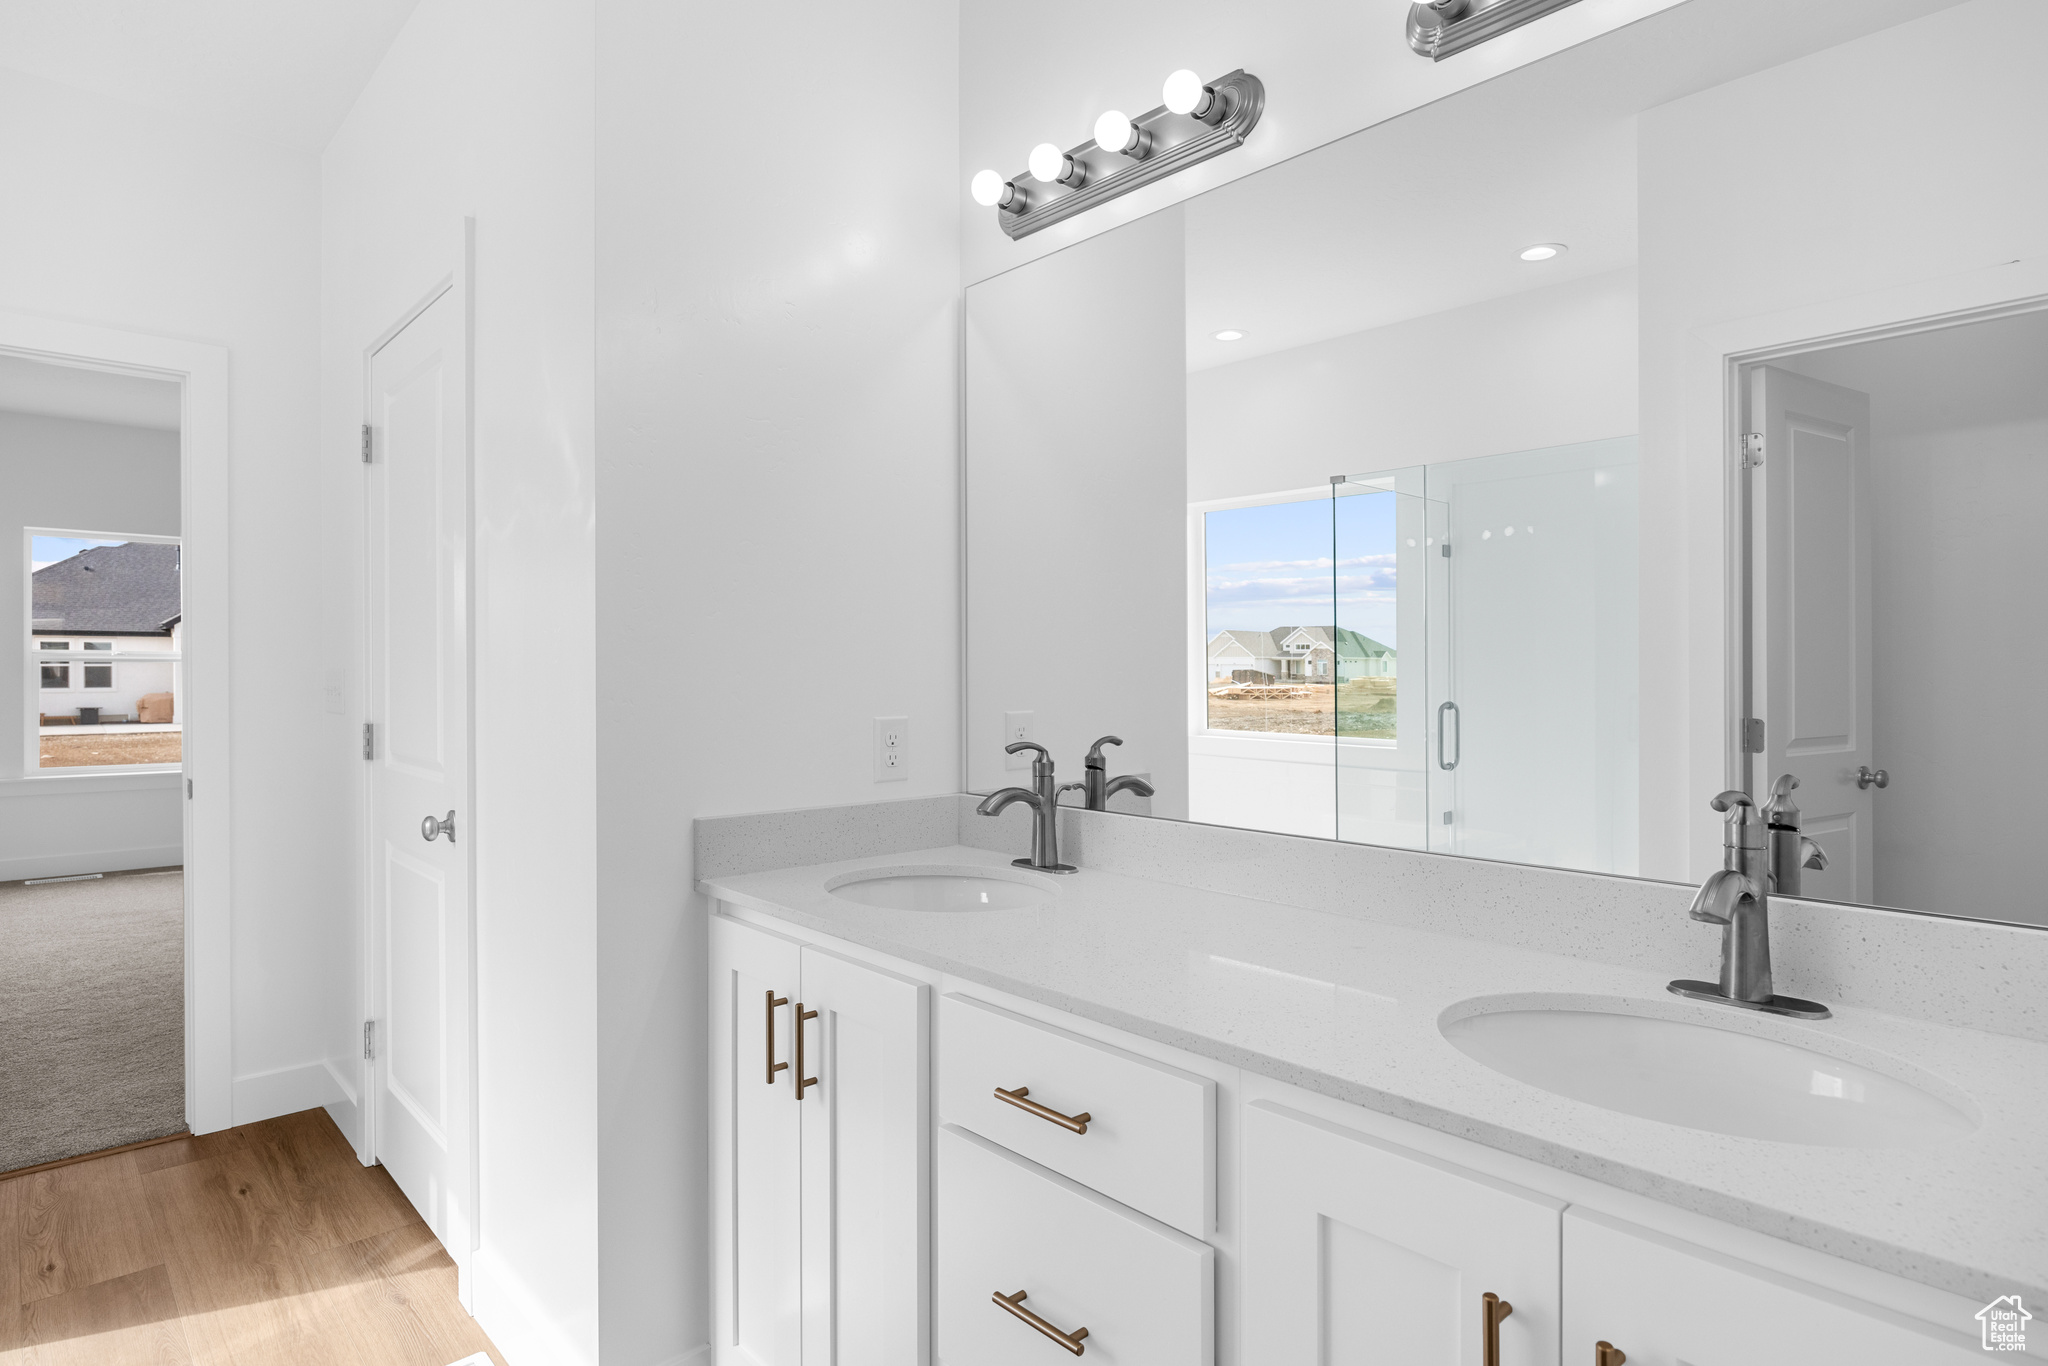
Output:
[1208, 624, 1395, 682]
[32, 542, 182, 724]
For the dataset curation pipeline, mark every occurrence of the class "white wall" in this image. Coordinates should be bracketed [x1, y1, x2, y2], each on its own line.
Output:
[1189, 270, 1638, 501]
[320, 1, 600, 1360]
[0, 412, 183, 873]
[965, 208, 1189, 813]
[1636, 0, 2048, 882]
[0, 70, 338, 1115]
[594, 0, 961, 1360]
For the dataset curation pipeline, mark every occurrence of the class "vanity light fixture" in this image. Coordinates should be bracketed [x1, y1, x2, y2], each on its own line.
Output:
[1519, 242, 1566, 261]
[1213, 329, 1247, 341]
[1408, 0, 1588, 60]
[970, 66, 1266, 241]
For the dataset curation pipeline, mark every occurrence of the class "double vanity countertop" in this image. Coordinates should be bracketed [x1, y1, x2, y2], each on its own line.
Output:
[703, 843, 2048, 1303]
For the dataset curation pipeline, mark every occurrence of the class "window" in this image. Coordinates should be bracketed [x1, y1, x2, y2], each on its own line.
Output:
[29, 533, 182, 769]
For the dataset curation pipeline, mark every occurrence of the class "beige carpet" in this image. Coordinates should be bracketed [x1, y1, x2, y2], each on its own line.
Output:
[0, 869, 184, 1172]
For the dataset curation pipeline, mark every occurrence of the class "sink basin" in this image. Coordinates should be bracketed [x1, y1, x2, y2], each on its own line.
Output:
[1440, 996, 1977, 1148]
[824, 865, 1054, 912]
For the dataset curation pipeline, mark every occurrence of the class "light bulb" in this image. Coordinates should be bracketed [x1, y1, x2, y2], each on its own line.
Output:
[1213, 329, 1246, 342]
[1028, 143, 1067, 183]
[1163, 69, 1207, 116]
[1094, 110, 1134, 155]
[970, 170, 1007, 207]
[1519, 242, 1567, 261]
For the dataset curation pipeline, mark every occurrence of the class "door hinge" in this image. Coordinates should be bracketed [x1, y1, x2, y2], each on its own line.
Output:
[1744, 717, 1766, 753]
[361, 423, 373, 463]
[1741, 432, 1765, 467]
[186, 778, 193, 799]
[363, 1020, 376, 1061]
[362, 722, 375, 760]
[1441, 542, 1452, 558]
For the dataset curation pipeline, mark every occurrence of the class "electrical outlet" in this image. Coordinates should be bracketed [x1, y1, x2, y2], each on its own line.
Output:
[1002, 711, 1034, 769]
[874, 716, 909, 783]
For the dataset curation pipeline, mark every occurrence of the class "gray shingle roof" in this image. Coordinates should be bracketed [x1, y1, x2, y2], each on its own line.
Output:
[1211, 625, 1394, 658]
[32, 542, 181, 635]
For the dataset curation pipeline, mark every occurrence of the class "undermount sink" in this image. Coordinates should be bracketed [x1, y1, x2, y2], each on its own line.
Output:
[824, 865, 1055, 912]
[1440, 996, 1978, 1149]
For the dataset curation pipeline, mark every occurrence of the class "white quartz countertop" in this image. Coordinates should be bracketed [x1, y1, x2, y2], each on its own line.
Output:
[703, 844, 2048, 1302]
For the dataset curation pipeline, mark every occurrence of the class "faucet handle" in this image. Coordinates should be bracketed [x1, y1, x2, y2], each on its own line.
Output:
[1084, 735, 1124, 768]
[1708, 790, 1753, 813]
[1005, 740, 1050, 761]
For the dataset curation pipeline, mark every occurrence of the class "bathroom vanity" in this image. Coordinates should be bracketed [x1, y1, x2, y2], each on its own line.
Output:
[700, 798, 2042, 1366]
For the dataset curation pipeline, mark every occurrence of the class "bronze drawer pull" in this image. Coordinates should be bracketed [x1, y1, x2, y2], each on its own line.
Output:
[765, 991, 790, 1085]
[1482, 1292, 1513, 1366]
[1594, 1343, 1625, 1366]
[994, 1086, 1090, 1134]
[993, 1289, 1089, 1355]
[794, 1003, 819, 1099]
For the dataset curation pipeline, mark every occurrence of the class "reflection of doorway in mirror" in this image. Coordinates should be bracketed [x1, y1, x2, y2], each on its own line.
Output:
[1744, 307, 2048, 926]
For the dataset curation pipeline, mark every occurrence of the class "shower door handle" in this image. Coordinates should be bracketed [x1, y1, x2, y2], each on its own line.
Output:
[1437, 701, 1460, 770]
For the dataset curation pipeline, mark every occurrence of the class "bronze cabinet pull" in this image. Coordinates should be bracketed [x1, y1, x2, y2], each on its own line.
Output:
[1482, 1291, 1513, 1366]
[994, 1085, 1091, 1134]
[794, 1003, 819, 1099]
[992, 1289, 1089, 1355]
[1594, 1343, 1625, 1366]
[765, 991, 790, 1085]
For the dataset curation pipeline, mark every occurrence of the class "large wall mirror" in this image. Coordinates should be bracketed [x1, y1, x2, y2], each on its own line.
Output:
[963, 0, 2048, 929]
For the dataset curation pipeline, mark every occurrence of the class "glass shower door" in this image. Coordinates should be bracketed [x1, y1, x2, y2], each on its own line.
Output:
[1417, 437, 1640, 874]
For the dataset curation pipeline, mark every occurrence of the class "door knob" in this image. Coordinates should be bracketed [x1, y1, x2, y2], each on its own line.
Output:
[421, 810, 457, 843]
[1856, 766, 1889, 790]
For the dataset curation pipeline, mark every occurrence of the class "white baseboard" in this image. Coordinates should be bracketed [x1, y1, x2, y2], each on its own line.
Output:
[472, 1241, 599, 1366]
[0, 843, 184, 882]
[231, 1059, 351, 1126]
[320, 1057, 363, 1153]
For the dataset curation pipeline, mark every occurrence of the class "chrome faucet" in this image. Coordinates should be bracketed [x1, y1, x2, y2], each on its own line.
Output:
[1668, 789, 1830, 1020]
[1761, 773, 1829, 897]
[1080, 736, 1156, 812]
[976, 741, 1081, 874]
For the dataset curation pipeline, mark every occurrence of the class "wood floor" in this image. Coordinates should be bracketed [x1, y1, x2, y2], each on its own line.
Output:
[0, 1109, 506, 1366]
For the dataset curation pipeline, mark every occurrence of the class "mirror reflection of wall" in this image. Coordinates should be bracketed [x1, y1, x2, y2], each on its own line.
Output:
[1742, 309, 2048, 927]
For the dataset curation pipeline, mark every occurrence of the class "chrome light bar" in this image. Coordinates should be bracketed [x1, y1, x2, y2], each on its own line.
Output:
[1407, 0, 1587, 60]
[988, 69, 1265, 241]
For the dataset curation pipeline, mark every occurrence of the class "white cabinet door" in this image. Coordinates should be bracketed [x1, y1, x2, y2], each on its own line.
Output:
[1241, 1101, 1564, 1365]
[1562, 1208, 1982, 1365]
[711, 917, 806, 1366]
[799, 945, 931, 1366]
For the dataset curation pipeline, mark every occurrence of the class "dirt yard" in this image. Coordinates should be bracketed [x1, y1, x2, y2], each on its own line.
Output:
[39, 731, 184, 767]
[1207, 677, 1397, 737]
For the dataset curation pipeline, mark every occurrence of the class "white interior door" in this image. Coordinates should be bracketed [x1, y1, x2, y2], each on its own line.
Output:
[1751, 365, 1873, 903]
[365, 283, 474, 1268]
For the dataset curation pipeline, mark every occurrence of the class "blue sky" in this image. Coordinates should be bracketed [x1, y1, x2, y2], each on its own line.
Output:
[31, 535, 128, 572]
[1205, 491, 1399, 647]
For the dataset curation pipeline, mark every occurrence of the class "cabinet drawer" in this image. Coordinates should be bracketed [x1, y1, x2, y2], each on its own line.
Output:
[938, 1125, 1212, 1366]
[939, 993, 1214, 1236]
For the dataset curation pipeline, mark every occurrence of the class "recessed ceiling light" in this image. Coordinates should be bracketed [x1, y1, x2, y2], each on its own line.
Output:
[1214, 329, 1247, 341]
[1518, 243, 1567, 262]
